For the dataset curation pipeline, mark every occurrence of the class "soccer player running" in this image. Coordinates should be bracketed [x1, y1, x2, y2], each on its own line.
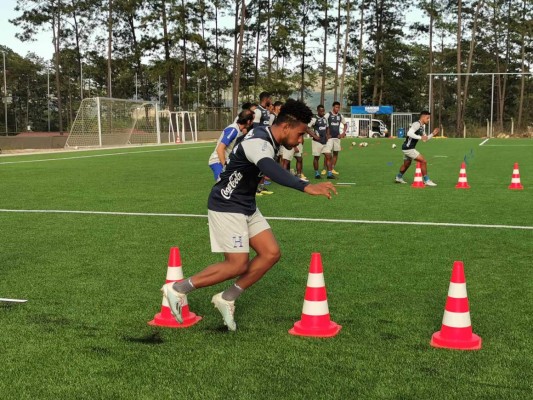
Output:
[323, 101, 347, 175]
[395, 110, 439, 186]
[162, 99, 337, 331]
[308, 104, 335, 179]
[208, 109, 254, 181]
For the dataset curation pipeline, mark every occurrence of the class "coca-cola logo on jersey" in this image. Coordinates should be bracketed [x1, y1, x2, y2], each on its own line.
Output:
[220, 171, 243, 199]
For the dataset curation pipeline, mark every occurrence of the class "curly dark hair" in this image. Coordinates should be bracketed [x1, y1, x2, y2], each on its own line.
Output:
[275, 98, 313, 126]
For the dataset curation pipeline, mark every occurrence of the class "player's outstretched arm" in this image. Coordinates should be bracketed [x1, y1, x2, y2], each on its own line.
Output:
[304, 182, 338, 199]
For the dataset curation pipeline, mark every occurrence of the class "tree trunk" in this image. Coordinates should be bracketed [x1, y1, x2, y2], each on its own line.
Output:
[358, 1, 363, 105]
[70, 3, 83, 100]
[127, 12, 144, 100]
[333, 0, 341, 101]
[232, 0, 246, 116]
[267, 0, 272, 84]
[107, 0, 113, 98]
[300, 6, 307, 102]
[181, 0, 188, 109]
[339, 0, 350, 105]
[461, 0, 483, 123]
[339, 0, 351, 104]
[517, 0, 526, 128]
[320, 1, 328, 105]
[162, 0, 174, 111]
[429, 0, 434, 125]
[371, 0, 383, 104]
[254, 6, 261, 97]
[53, 3, 63, 134]
[456, 0, 462, 136]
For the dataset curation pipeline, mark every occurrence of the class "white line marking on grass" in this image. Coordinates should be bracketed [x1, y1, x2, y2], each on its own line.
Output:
[479, 139, 489, 146]
[0, 298, 28, 303]
[482, 144, 533, 147]
[1, 208, 532, 231]
[0, 145, 213, 165]
[335, 182, 356, 185]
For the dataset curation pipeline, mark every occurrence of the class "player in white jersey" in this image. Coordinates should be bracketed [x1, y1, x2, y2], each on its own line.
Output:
[394, 110, 439, 186]
[208, 109, 254, 181]
[161, 99, 337, 331]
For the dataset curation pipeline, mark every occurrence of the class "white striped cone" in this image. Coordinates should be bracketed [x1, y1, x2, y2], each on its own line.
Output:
[430, 261, 481, 350]
[455, 162, 470, 189]
[289, 253, 341, 338]
[148, 247, 202, 328]
[508, 163, 524, 190]
[411, 162, 425, 188]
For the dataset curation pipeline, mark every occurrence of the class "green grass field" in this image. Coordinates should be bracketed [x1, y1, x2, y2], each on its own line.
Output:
[1, 138, 532, 399]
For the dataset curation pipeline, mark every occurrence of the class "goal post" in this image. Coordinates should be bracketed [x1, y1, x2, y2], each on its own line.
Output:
[158, 111, 198, 143]
[66, 97, 161, 148]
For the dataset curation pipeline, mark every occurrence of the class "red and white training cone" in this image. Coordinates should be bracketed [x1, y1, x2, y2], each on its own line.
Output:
[430, 261, 482, 350]
[289, 253, 341, 338]
[411, 162, 425, 188]
[148, 247, 202, 328]
[455, 162, 471, 189]
[508, 163, 524, 190]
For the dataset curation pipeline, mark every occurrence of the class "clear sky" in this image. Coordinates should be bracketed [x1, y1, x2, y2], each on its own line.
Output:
[1, 0, 54, 59]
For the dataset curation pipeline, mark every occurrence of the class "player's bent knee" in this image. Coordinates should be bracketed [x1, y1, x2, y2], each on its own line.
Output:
[261, 247, 281, 266]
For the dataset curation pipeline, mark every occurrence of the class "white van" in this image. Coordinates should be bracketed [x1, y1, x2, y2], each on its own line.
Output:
[348, 118, 389, 138]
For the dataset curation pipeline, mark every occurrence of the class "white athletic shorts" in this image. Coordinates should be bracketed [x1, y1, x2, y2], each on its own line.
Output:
[402, 148, 420, 161]
[282, 144, 303, 161]
[208, 209, 271, 253]
[329, 138, 342, 152]
[312, 140, 333, 156]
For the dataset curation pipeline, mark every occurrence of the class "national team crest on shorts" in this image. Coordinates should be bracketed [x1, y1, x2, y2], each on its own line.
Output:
[232, 235, 244, 248]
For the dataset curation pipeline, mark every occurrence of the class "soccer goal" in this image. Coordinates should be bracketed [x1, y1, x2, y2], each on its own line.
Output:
[391, 113, 417, 137]
[159, 111, 198, 143]
[66, 97, 161, 148]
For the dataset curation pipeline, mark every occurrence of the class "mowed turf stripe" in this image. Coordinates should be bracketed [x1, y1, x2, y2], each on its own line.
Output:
[1, 208, 532, 230]
[0, 144, 213, 165]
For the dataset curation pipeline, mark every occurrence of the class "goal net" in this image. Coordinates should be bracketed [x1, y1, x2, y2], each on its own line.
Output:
[66, 97, 161, 148]
[159, 111, 198, 143]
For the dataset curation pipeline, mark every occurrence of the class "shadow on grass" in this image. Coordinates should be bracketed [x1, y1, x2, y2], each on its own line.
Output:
[123, 331, 165, 345]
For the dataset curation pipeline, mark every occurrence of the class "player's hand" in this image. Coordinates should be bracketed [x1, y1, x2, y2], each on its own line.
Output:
[304, 182, 338, 199]
[432, 128, 440, 136]
[422, 134, 429, 142]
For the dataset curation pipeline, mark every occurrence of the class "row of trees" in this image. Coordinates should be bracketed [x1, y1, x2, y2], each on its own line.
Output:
[2, 0, 533, 135]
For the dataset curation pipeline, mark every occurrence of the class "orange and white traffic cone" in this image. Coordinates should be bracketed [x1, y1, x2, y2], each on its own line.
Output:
[148, 247, 202, 328]
[175, 134, 181, 144]
[411, 162, 425, 188]
[508, 163, 524, 190]
[430, 261, 482, 350]
[289, 253, 341, 338]
[455, 162, 471, 189]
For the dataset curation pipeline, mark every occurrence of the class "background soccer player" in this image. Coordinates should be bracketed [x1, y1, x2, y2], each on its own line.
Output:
[208, 109, 254, 181]
[308, 104, 334, 179]
[395, 110, 440, 186]
[323, 101, 347, 175]
[162, 99, 337, 331]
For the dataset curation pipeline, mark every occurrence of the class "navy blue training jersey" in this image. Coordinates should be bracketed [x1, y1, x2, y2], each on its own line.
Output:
[402, 121, 425, 150]
[208, 126, 280, 215]
[325, 112, 345, 138]
[310, 115, 329, 144]
[253, 105, 271, 129]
